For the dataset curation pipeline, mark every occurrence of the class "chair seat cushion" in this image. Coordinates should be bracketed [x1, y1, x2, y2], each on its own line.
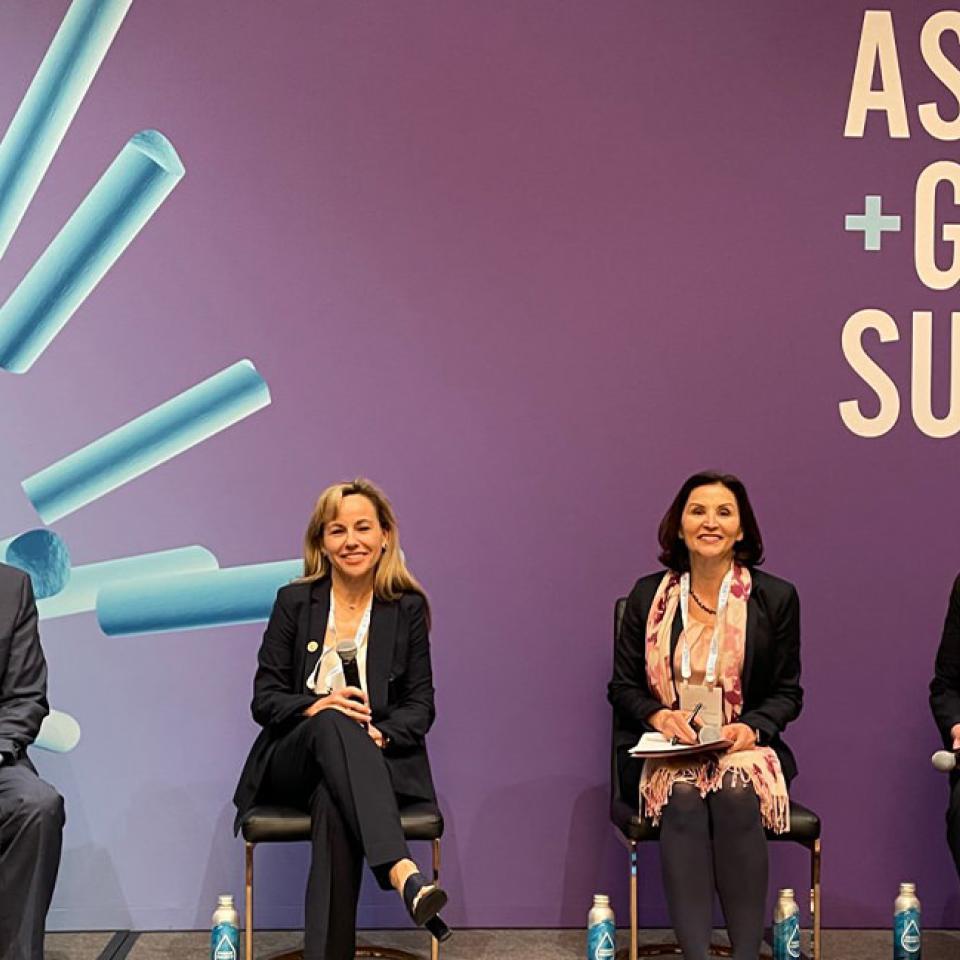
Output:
[611, 798, 821, 843]
[242, 802, 444, 844]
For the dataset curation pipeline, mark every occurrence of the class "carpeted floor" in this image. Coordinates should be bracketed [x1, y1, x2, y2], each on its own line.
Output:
[44, 927, 960, 959]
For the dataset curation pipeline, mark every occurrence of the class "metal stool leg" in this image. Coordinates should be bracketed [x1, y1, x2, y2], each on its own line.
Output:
[616, 841, 638, 960]
[431, 839, 441, 960]
[810, 838, 822, 960]
[245, 842, 255, 960]
[630, 843, 638, 960]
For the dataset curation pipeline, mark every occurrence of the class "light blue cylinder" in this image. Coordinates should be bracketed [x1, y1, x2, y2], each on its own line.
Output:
[22, 359, 271, 523]
[0, 529, 71, 599]
[34, 709, 81, 753]
[0, 0, 134, 260]
[96, 559, 301, 635]
[0, 128, 185, 373]
[38, 545, 218, 620]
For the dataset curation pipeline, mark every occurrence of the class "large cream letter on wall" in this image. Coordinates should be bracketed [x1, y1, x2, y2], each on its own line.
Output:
[911, 311, 960, 438]
[844, 10, 910, 138]
[915, 160, 960, 290]
[840, 308, 900, 437]
[919, 12, 960, 140]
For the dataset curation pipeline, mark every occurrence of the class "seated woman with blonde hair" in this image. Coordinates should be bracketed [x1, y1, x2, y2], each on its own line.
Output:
[234, 478, 448, 960]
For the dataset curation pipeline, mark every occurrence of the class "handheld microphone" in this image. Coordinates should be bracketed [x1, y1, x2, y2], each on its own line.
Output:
[932, 749, 960, 772]
[336, 641, 369, 729]
[336, 641, 363, 692]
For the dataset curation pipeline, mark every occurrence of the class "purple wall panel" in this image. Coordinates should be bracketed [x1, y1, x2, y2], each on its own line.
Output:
[1, 0, 958, 930]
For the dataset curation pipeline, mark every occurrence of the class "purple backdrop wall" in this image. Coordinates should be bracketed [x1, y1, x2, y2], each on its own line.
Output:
[1, 0, 958, 931]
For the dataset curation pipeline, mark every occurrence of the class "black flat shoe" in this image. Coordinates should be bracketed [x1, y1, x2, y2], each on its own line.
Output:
[425, 916, 453, 942]
[402, 872, 448, 926]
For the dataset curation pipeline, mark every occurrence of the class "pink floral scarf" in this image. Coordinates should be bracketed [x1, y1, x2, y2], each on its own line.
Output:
[640, 565, 789, 833]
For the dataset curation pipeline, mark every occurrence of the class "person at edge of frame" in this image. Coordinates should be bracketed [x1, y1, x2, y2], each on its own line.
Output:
[0, 562, 65, 960]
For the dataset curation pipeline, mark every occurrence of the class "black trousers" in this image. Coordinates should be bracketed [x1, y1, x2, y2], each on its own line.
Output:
[263, 710, 411, 960]
[0, 759, 64, 960]
[947, 773, 960, 880]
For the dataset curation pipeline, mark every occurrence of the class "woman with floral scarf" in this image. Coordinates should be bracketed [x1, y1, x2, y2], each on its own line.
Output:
[609, 471, 803, 960]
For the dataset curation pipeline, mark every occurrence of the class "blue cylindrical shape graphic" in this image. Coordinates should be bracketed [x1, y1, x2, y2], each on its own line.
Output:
[35, 709, 81, 753]
[96, 559, 301, 635]
[37, 545, 218, 620]
[22, 359, 270, 523]
[0, 529, 71, 599]
[0, 0, 134, 260]
[0, 129, 185, 373]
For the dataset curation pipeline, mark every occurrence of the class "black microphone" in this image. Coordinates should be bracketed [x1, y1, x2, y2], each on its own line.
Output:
[336, 640, 363, 691]
[932, 749, 960, 772]
[336, 641, 368, 729]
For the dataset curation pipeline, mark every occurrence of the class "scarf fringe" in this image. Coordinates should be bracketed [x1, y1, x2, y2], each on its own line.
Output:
[640, 752, 790, 834]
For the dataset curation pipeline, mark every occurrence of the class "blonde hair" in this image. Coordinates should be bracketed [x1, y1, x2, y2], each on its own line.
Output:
[300, 477, 429, 612]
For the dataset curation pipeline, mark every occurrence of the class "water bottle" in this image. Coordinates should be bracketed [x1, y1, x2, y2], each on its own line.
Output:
[894, 882, 921, 959]
[211, 894, 240, 960]
[772, 888, 801, 960]
[587, 893, 616, 960]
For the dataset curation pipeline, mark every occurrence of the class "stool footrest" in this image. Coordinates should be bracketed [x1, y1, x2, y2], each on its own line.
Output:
[615, 946, 733, 959]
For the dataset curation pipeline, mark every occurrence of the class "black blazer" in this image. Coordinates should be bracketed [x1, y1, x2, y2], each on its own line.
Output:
[0, 563, 48, 765]
[608, 568, 803, 800]
[930, 574, 960, 746]
[233, 577, 437, 829]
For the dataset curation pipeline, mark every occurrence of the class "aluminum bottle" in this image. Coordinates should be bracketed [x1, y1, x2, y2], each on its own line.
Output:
[772, 888, 801, 960]
[211, 894, 240, 960]
[587, 894, 616, 960]
[894, 882, 921, 960]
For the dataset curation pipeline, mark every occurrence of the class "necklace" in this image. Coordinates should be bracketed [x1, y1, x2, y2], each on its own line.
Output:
[333, 587, 373, 612]
[690, 590, 717, 616]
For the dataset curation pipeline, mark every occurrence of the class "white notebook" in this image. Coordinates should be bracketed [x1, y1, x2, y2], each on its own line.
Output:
[628, 732, 732, 758]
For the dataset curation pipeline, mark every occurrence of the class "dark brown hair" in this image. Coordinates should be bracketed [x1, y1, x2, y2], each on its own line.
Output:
[657, 471, 764, 572]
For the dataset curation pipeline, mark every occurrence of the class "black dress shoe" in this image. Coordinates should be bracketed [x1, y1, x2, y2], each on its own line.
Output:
[402, 872, 448, 926]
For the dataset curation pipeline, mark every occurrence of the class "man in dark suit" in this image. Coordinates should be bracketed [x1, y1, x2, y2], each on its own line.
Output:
[0, 562, 64, 960]
[931, 574, 960, 881]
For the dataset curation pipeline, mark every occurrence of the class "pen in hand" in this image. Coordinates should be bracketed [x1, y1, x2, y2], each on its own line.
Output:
[671, 702, 703, 746]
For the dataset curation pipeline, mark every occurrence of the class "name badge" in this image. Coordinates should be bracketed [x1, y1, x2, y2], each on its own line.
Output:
[679, 683, 723, 729]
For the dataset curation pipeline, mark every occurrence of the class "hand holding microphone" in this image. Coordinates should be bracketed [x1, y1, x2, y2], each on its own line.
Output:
[303, 641, 371, 724]
[931, 722, 960, 771]
[305, 687, 371, 723]
[932, 748, 960, 772]
[337, 641, 368, 728]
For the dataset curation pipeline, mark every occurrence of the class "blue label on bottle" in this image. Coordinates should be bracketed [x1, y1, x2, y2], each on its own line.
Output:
[773, 915, 801, 960]
[587, 919, 616, 960]
[894, 908, 921, 959]
[211, 923, 239, 960]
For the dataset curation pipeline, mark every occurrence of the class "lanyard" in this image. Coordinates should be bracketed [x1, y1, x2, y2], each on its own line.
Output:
[678, 567, 732, 685]
[307, 591, 373, 693]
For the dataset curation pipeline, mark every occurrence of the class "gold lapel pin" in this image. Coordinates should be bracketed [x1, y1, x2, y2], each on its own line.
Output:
[307, 640, 319, 653]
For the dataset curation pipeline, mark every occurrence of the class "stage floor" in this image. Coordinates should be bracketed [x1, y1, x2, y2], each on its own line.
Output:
[43, 927, 960, 960]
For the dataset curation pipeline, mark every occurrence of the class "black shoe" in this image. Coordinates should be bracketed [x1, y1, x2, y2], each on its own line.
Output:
[402, 872, 448, 926]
